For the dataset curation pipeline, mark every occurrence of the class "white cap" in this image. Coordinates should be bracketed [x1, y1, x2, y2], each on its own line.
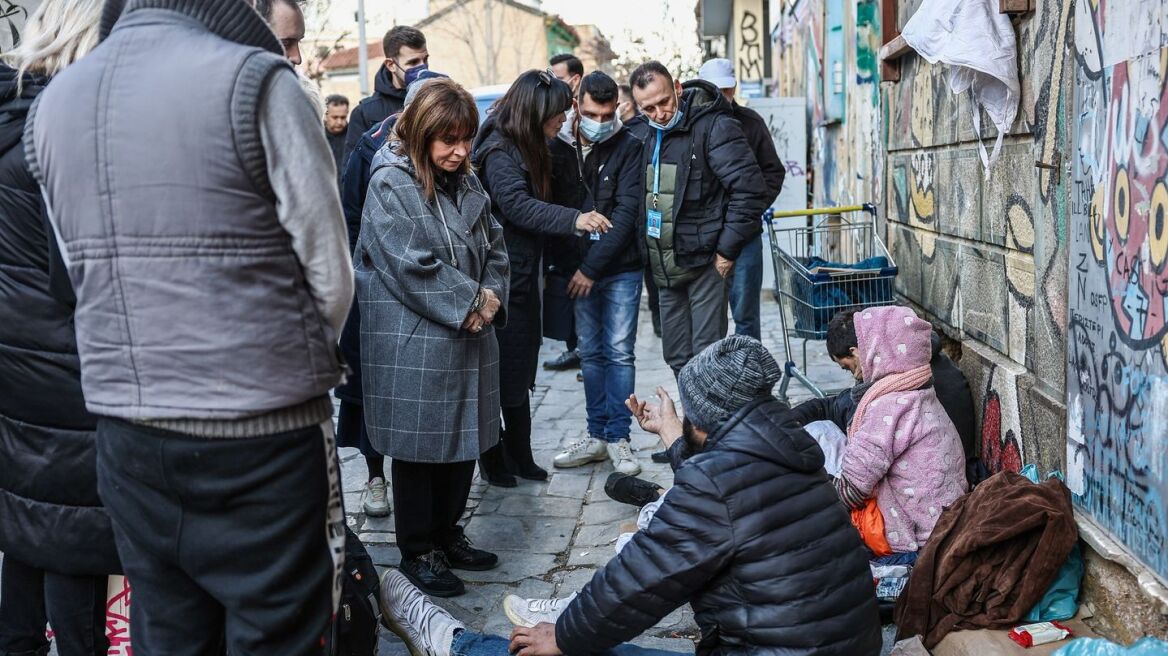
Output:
[698, 58, 736, 89]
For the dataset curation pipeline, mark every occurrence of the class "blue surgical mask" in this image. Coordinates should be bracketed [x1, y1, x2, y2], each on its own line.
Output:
[403, 63, 430, 87]
[647, 107, 684, 132]
[579, 115, 616, 143]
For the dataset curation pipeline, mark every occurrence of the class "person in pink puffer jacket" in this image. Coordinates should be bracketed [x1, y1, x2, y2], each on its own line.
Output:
[836, 305, 967, 554]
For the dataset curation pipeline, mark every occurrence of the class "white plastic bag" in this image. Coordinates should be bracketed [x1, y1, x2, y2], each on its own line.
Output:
[901, 0, 1020, 172]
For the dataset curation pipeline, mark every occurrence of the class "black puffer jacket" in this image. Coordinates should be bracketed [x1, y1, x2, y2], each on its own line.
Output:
[556, 397, 882, 656]
[627, 79, 769, 270]
[546, 126, 644, 280]
[472, 118, 579, 406]
[0, 65, 120, 576]
[343, 66, 407, 159]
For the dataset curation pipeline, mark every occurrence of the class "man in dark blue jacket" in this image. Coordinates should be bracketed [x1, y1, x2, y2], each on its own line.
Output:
[376, 336, 882, 656]
[546, 72, 646, 477]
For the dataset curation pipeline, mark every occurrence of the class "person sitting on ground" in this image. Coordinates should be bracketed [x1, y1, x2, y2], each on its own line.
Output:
[788, 308, 980, 484]
[834, 306, 968, 560]
[378, 335, 883, 656]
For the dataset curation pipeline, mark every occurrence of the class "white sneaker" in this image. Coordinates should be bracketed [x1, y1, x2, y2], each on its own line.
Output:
[363, 477, 390, 517]
[553, 436, 608, 468]
[380, 569, 464, 656]
[502, 593, 577, 628]
[607, 441, 641, 476]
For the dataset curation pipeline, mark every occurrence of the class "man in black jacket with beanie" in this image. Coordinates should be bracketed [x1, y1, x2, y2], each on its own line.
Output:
[376, 336, 883, 656]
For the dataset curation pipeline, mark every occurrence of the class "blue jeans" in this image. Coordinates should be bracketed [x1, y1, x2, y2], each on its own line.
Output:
[575, 270, 642, 442]
[729, 234, 763, 340]
[452, 631, 689, 656]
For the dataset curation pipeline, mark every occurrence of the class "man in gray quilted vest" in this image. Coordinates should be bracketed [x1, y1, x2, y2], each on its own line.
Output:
[25, 1, 352, 653]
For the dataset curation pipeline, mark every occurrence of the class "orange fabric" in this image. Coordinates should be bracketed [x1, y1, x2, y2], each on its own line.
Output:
[851, 498, 892, 557]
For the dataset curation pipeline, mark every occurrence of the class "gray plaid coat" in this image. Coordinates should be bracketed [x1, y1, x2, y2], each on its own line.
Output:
[354, 150, 509, 463]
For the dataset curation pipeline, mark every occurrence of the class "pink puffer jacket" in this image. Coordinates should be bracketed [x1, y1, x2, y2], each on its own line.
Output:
[840, 306, 967, 553]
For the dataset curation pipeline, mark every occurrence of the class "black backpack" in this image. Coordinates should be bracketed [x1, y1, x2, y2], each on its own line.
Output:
[326, 527, 381, 656]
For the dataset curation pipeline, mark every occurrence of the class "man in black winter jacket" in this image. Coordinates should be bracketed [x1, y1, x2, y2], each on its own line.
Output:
[376, 336, 882, 656]
[547, 72, 647, 476]
[628, 61, 770, 376]
[697, 58, 786, 341]
[343, 25, 428, 158]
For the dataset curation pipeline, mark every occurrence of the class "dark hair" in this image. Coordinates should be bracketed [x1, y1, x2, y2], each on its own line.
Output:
[549, 53, 583, 77]
[383, 25, 426, 60]
[826, 309, 859, 360]
[494, 69, 572, 200]
[578, 71, 617, 104]
[618, 83, 632, 99]
[393, 79, 478, 201]
[254, 0, 301, 21]
[325, 94, 349, 108]
[629, 61, 673, 90]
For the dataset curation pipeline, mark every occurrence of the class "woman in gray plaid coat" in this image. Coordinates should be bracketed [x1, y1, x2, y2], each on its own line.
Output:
[354, 79, 509, 598]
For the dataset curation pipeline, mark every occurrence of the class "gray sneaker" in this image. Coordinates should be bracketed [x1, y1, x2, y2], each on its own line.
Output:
[362, 477, 390, 517]
[380, 569, 464, 656]
[502, 592, 577, 628]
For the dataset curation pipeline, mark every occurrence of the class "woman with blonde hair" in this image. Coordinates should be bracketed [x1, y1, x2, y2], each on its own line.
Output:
[356, 78, 509, 598]
[0, 2, 117, 655]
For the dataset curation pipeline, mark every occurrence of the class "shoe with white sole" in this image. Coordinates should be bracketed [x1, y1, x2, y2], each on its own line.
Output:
[362, 477, 390, 517]
[502, 593, 577, 628]
[379, 569, 464, 656]
[607, 440, 641, 476]
[553, 435, 607, 468]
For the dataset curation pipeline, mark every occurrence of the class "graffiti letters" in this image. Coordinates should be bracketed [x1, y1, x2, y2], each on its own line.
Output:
[737, 10, 764, 82]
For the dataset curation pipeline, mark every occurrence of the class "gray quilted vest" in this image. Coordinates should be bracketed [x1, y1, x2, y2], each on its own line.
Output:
[25, 1, 343, 421]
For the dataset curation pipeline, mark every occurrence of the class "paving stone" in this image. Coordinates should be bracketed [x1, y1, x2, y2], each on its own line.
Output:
[493, 494, 583, 518]
[458, 551, 558, 584]
[361, 514, 395, 532]
[552, 566, 599, 596]
[567, 547, 615, 568]
[463, 516, 576, 554]
[573, 523, 622, 548]
[358, 530, 395, 544]
[581, 499, 638, 525]
[545, 472, 593, 499]
[365, 544, 402, 567]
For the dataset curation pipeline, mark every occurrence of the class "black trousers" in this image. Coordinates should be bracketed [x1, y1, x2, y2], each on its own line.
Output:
[0, 558, 107, 656]
[391, 459, 476, 560]
[95, 418, 344, 656]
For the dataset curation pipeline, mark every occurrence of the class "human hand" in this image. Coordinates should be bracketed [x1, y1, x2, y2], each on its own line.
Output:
[509, 623, 562, 656]
[462, 311, 486, 334]
[575, 211, 612, 234]
[714, 254, 735, 279]
[626, 386, 682, 439]
[478, 288, 502, 322]
[567, 271, 594, 298]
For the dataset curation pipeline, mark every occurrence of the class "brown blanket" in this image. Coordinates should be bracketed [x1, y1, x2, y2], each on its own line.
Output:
[894, 471, 1078, 648]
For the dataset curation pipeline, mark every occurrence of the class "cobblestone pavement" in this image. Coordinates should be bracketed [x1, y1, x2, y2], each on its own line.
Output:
[343, 291, 868, 654]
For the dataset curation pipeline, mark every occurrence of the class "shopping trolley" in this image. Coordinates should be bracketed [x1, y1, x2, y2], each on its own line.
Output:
[763, 204, 898, 404]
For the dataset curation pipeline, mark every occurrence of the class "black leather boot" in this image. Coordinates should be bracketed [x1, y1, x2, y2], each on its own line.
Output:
[502, 403, 547, 481]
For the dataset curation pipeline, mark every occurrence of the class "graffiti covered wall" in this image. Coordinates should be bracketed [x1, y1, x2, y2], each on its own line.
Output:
[0, 1, 35, 54]
[1067, 0, 1168, 582]
[772, 0, 883, 208]
[880, 0, 1073, 479]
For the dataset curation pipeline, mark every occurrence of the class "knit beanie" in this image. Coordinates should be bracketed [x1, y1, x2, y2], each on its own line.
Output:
[677, 336, 782, 432]
[404, 70, 450, 108]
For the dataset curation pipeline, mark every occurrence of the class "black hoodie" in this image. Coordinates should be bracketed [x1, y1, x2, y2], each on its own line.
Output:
[343, 65, 408, 158]
[0, 65, 121, 576]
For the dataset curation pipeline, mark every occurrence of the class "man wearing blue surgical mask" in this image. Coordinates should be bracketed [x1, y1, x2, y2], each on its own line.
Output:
[546, 72, 648, 475]
[627, 61, 769, 378]
[344, 25, 429, 159]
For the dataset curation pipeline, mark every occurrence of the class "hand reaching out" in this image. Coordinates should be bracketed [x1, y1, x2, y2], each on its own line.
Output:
[625, 386, 683, 440]
[510, 623, 562, 656]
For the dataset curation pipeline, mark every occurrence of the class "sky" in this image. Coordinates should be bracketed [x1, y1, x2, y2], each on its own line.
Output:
[315, 0, 702, 66]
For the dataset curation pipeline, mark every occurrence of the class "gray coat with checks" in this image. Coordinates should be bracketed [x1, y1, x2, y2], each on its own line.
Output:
[355, 148, 509, 463]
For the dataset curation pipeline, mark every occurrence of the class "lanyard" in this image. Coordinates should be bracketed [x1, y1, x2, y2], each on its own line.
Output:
[651, 129, 663, 209]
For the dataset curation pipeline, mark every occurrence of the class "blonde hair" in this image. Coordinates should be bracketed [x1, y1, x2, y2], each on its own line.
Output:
[2, 0, 104, 86]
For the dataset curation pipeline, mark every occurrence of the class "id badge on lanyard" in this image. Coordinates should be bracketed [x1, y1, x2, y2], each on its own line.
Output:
[647, 129, 664, 239]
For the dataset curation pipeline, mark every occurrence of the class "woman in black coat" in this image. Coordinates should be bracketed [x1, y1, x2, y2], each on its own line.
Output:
[471, 70, 611, 486]
[0, 4, 119, 655]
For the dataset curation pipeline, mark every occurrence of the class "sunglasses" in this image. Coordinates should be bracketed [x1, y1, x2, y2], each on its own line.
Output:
[537, 68, 556, 87]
